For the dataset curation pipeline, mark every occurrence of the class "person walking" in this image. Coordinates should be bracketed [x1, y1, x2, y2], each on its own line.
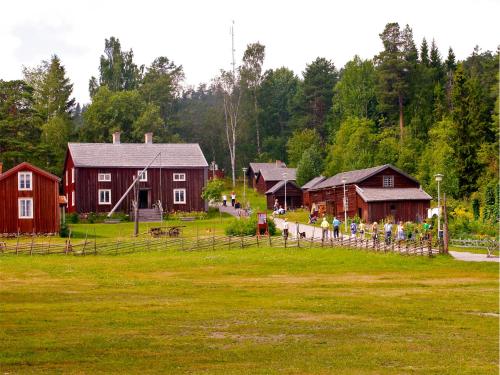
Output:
[231, 191, 236, 207]
[222, 194, 227, 207]
[321, 217, 330, 241]
[283, 218, 289, 239]
[350, 221, 357, 238]
[332, 217, 340, 239]
[371, 221, 379, 242]
[359, 221, 366, 240]
[384, 221, 393, 245]
[397, 221, 405, 242]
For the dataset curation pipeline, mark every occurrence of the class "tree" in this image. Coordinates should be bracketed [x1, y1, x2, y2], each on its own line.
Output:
[420, 38, 430, 66]
[241, 42, 265, 155]
[296, 146, 323, 186]
[89, 37, 143, 96]
[201, 178, 225, 204]
[375, 23, 414, 140]
[291, 57, 337, 136]
[286, 128, 321, 166]
[213, 70, 242, 187]
[324, 117, 376, 176]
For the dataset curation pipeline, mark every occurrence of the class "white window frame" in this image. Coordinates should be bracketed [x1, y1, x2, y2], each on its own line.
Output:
[98, 189, 111, 205]
[65, 170, 68, 186]
[98, 173, 111, 182]
[72, 191, 75, 207]
[383, 175, 394, 188]
[18, 172, 32, 191]
[173, 188, 186, 204]
[18, 198, 33, 219]
[173, 173, 186, 181]
[71, 168, 75, 183]
[138, 170, 148, 182]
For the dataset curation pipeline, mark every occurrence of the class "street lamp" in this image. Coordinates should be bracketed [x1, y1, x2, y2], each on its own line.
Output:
[341, 177, 348, 234]
[283, 172, 288, 212]
[242, 167, 248, 207]
[435, 173, 443, 240]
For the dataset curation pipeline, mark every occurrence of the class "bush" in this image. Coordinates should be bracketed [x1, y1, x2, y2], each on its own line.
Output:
[68, 212, 79, 224]
[225, 216, 277, 236]
[59, 222, 69, 238]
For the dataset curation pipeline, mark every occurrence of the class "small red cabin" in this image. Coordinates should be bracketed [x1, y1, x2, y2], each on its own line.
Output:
[0, 162, 61, 234]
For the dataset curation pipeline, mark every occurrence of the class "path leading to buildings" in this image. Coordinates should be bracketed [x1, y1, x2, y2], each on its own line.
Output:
[448, 251, 499, 263]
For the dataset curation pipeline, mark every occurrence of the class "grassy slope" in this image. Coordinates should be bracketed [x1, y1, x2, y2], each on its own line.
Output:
[0, 248, 498, 374]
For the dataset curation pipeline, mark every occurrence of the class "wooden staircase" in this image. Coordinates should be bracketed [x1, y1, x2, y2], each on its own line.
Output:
[134, 208, 162, 222]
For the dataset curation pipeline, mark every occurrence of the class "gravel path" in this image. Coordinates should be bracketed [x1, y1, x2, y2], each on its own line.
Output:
[448, 251, 499, 263]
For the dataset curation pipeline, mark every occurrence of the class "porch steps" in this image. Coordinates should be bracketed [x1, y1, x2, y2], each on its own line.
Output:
[134, 209, 163, 222]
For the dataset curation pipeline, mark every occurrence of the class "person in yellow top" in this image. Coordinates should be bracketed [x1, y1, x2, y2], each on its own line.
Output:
[359, 221, 366, 240]
[321, 217, 330, 240]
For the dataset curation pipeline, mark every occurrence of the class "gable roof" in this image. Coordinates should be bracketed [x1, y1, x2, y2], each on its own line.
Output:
[259, 167, 296, 182]
[0, 162, 60, 182]
[68, 143, 208, 168]
[265, 180, 300, 195]
[248, 162, 286, 174]
[356, 186, 432, 202]
[310, 164, 418, 191]
[302, 176, 326, 190]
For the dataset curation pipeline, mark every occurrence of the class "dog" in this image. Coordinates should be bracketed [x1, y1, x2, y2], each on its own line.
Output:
[299, 232, 307, 239]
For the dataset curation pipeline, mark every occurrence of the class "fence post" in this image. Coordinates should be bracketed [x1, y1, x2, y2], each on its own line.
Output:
[47, 236, 51, 255]
[240, 235, 243, 249]
[30, 234, 34, 256]
[256, 235, 259, 248]
[228, 236, 231, 250]
[94, 229, 97, 255]
[212, 229, 215, 251]
[15, 232, 20, 255]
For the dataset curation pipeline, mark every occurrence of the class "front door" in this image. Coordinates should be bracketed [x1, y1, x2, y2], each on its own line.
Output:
[139, 190, 149, 209]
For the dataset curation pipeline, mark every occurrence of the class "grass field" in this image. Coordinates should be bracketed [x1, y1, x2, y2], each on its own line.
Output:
[1, 248, 498, 374]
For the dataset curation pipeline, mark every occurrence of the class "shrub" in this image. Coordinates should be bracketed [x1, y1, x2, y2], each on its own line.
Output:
[68, 212, 79, 224]
[225, 216, 277, 236]
[59, 222, 69, 238]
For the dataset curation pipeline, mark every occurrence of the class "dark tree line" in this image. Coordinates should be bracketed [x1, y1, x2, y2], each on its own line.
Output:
[0, 24, 498, 221]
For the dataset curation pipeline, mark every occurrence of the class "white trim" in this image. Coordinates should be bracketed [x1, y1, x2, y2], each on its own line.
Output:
[71, 191, 75, 207]
[173, 188, 186, 204]
[173, 173, 186, 181]
[71, 168, 75, 184]
[18, 198, 33, 219]
[98, 173, 111, 182]
[98, 189, 111, 205]
[18, 172, 32, 191]
[138, 170, 147, 182]
[65, 170, 68, 186]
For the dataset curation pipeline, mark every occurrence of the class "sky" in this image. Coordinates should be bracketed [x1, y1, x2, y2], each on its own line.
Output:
[1, 0, 498, 104]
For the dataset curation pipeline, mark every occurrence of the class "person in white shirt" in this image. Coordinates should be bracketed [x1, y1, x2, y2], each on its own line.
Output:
[222, 194, 227, 207]
[283, 218, 289, 239]
[384, 221, 393, 245]
[231, 192, 236, 207]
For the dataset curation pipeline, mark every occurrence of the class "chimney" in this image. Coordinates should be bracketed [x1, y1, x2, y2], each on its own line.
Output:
[145, 132, 153, 144]
[112, 131, 121, 144]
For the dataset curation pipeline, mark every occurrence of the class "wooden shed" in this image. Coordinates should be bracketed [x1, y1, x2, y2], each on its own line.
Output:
[308, 164, 432, 223]
[265, 180, 303, 210]
[0, 162, 61, 234]
[255, 167, 296, 194]
[246, 161, 286, 188]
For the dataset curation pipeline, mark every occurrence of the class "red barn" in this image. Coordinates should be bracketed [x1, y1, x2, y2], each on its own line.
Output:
[62, 132, 208, 218]
[246, 161, 286, 188]
[307, 164, 432, 223]
[0, 162, 61, 234]
[255, 167, 296, 194]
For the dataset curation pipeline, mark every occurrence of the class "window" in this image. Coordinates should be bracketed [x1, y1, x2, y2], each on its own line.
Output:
[138, 170, 147, 182]
[72, 191, 75, 207]
[383, 175, 394, 188]
[65, 170, 68, 186]
[19, 198, 33, 219]
[98, 173, 111, 182]
[173, 189, 186, 204]
[98, 189, 111, 205]
[71, 168, 75, 183]
[173, 173, 186, 181]
[18, 172, 32, 191]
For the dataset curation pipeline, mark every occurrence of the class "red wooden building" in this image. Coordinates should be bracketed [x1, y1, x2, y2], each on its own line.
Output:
[62, 132, 208, 217]
[246, 161, 286, 188]
[265, 180, 303, 209]
[0, 162, 61, 234]
[302, 176, 325, 208]
[254, 167, 296, 194]
[306, 164, 432, 223]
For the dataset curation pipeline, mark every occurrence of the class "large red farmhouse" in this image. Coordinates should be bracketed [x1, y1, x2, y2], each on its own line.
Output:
[306, 164, 432, 223]
[0, 162, 61, 234]
[63, 132, 208, 218]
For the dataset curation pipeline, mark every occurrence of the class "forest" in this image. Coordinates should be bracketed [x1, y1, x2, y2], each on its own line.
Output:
[0, 22, 498, 228]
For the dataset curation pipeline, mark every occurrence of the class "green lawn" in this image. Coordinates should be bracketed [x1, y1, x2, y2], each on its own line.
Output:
[0, 248, 498, 374]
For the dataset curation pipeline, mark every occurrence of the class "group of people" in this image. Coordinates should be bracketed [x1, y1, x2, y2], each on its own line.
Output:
[272, 199, 286, 215]
[222, 192, 237, 207]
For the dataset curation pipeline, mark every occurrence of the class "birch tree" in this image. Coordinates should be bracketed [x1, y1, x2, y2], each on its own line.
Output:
[214, 69, 241, 187]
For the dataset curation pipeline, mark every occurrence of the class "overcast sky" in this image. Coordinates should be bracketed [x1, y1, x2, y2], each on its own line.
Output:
[1, 0, 498, 104]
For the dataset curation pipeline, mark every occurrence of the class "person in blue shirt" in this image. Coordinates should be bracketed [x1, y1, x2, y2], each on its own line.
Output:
[350, 221, 357, 237]
[332, 217, 341, 239]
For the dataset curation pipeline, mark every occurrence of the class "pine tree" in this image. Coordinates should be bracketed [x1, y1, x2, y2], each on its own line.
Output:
[420, 38, 430, 66]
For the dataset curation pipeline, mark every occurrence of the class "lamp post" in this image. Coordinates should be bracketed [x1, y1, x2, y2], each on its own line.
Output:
[435, 173, 443, 240]
[242, 167, 248, 207]
[283, 172, 288, 212]
[341, 177, 347, 234]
